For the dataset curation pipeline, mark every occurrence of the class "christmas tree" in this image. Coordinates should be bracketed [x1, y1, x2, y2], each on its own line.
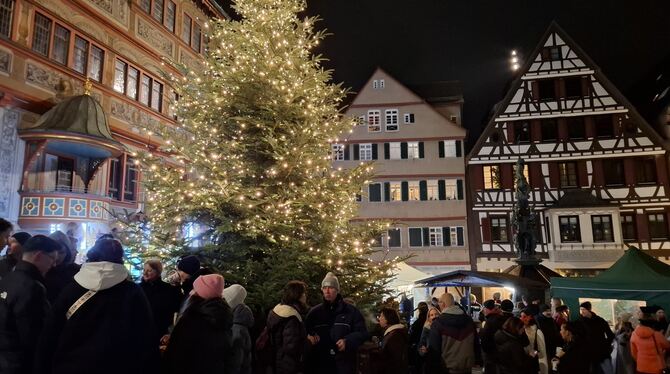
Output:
[121, 0, 402, 313]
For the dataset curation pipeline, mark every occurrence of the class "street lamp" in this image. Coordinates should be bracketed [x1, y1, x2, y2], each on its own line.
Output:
[510, 50, 520, 71]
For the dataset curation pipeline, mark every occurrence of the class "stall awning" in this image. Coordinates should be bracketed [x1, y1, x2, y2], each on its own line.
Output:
[414, 269, 547, 289]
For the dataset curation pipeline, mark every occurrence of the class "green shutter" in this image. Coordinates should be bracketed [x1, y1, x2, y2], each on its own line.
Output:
[384, 143, 390, 160]
[438, 141, 445, 158]
[457, 227, 464, 246]
[438, 180, 446, 200]
[457, 179, 463, 200]
[400, 142, 408, 159]
[371, 144, 378, 160]
[419, 180, 427, 201]
[401, 181, 409, 201]
[422, 227, 430, 247]
[456, 140, 462, 157]
[443, 227, 451, 246]
[353, 144, 360, 160]
[384, 182, 390, 202]
[344, 144, 350, 160]
[418, 142, 425, 158]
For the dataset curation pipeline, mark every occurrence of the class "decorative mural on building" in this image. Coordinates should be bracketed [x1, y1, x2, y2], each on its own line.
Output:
[0, 110, 20, 218]
[136, 18, 174, 57]
[0, 48, 11, 74]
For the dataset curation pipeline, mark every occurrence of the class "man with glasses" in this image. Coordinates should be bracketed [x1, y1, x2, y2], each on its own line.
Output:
[0, 234, 60, 374]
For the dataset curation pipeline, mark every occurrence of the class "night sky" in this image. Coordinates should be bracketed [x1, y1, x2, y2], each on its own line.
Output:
[220, 0, 670, 149]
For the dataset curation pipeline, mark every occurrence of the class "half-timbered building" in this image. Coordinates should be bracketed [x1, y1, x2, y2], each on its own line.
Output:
[467, 23, 670, 273]
[335, 68, 470, 275]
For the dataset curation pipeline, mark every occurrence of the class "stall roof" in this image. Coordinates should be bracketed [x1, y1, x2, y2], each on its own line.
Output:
[414, 270, 547, 289]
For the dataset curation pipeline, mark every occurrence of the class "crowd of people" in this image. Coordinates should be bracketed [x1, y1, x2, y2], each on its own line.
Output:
[1, 217, 670, 374]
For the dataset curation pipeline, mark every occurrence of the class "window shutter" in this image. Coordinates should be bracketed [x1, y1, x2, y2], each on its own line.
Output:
[371, 144, 378, 160]
[343, 144, 350, 160]
[353, 144, 360, 160]
[400, 142, 408, 159]
[401, 181, 409, 201]
[409, 228, 423, 247]
[456, 140, 462, 157]
[369, 184, 381, 202]
[438, 180, 446, 200]
[384, 182, 390, 202]
[384, 143, 390, 160]
[481, 217, 491, 243]
[457, 227, 464, 246]
[443, 227, 451, 246]
[419, 180, 427, 201]
[456, 179, 464, 200]
[418, 142, 425, 158]
[438, 141, 445, 158]
[422, 227, 430, 247]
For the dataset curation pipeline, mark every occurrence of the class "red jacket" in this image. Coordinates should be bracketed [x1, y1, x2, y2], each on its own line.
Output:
[631, 325, 670, 374]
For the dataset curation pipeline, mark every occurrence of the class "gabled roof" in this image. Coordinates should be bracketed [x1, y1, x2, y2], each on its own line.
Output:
[407, 81, 463, 104]
[467, 21, 669, 161]
[548, 189, 614, 209]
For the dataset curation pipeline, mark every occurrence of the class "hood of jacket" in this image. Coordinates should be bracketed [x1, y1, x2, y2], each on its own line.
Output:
[74, 261, 128, 291]
[633, 324, 656, 339]
[222, 284, 247, 310]
[272, 303, 303, 322]
[437, 304, 471, 328]
[494, 329, 520, 346]
[232, 303, 255, 328]
[384, 323, 406, 336]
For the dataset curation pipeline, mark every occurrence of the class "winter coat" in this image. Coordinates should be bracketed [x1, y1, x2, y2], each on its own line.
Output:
[163, 296, 233, 374]
[524, 324, 549, 374]
[579, 312, 615, 362]
[557, 338, 590, 374]
[408, 314, 426, 365]
[536, 313, 561, 359]
[418, 325, 430, 355]
[378, 324, 409, 374]
[267, 304, 307, 374]
[140, 278, 182, 342]
[44, 262, 80, 303]
[479, 311, 509, 364]
[34, 262, 159, 374]
[230, 303, 254, 374]
[304, 294, 369, 374]
[615, 327, 634, 374]
[631, 323, 670, 374]
[0, 255, 17, 279]
[0, 261, 50, 374]
[426, 305, 481, 374]
[494, 329, 536, 374]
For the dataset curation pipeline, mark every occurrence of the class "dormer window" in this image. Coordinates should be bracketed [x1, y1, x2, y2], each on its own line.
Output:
[541, 46, 561, 61]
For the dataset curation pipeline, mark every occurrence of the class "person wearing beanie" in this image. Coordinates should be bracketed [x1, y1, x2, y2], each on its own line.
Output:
[631, 306, 670, 374]
[535, 304, 561, 367]
[223, 284, 254, 374]
[163, 273, 233, 374]
[175, 255, 211, 297]
[0, 234, 59, 374]
[34, 238, 159, 374]
[0, 232, 31, 279]
[578, 300, 615, 374]
[140, 259, 182, 344]
[44, 231, 81, 303]
[305, 272, 369, 374]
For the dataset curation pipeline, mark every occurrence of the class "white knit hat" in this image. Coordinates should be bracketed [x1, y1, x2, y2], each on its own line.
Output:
[321, 272, 340, 291]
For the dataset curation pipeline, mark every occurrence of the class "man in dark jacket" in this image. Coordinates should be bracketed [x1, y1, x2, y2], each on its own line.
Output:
[305, 272, 368, 374]
[140, 259, 182, 343]
[479, 299, 510, 373]
[536, 304, 561, 359]
[0, 235, 59, 374]
[579, 301, 615, 374]
[427, 293, 481, 374]
[176, 255, 212, 296]
[0, 232, 31, 279]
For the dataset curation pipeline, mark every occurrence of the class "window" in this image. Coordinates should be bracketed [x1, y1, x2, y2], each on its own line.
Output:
[636, 157, 657, 184]
[55, 157, 74, 192]
[591, 215, 613, 242]
[538, 79, 556, 100]
[483, 165, 501, 189]
[567, 117, 586, 139]
[559, 216, 581, 242]
[648, 213, 668, 240]
[559, 162, 578, 188]
[88, 45, 104, 82]
[444, 140, 458, 157]
[379, 79, 385, 88]
[372, 80, 379, 89]
[357, 115, 366, 126]
[51, 24, 70, 65]
[151, 80, 163, 111]
[0, 0, 15, 39]
[368, 183, 382, 202]
[594, 115, 613, 138]
[445, 179, 456, 200]
[407, 142, 420, 159]
[427, 180, 438, 200]
[73, 36, 89, 74]
[389, 142, 401, 160]
[513, 122, 530, 143]
[108, 157, 122, 200]
[404, 113, 415, 124]
[408, 181, 420, 201]
[491, 217, 508, 242]
[140, 75, 151, 106]
[429, 227, 443, 247]
[126, 66, 139, 99]
[165, 1, 176, 32]
[390, 182, 401, 202]
[387, 228, 401, 247]
[541, 119, 558, 141]
[513, 163, 529, 184]
[367, 110, 381, 132]
[332, 144, 345, 161]
[603, 159, 624, 186]
[114, 60, 126, 93]
[124, 157, 138, 201]
[32, 13, 52, 56]
[152, 0, 164, 22]
[564, 77, 583, 98]
[114, 59, 162, 111]
[192, 23, 202, 52]
[141, 0, 176, 32]
[140, 0, 151, 12]
[620, 214, 636, 241]
[448, 227, 465, 247]
[409, 228, 423, 247]
[182, 14, 192, 44]
[541, 46, 561, 61]
[359, 143, 372, 161]
[385, 109, 398, 131]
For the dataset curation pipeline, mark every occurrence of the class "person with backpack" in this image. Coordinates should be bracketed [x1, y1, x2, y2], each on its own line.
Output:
[262, 280, 309, 374]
